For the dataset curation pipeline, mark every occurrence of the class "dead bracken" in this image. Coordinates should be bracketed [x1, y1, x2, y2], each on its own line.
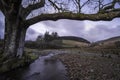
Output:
[54, 51, 120, 80]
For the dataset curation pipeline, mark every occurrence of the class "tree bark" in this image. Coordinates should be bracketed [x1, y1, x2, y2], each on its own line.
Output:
[16, 27, 27, 58]
[4, 18, 18, 59]
[3, 17, 27, 59]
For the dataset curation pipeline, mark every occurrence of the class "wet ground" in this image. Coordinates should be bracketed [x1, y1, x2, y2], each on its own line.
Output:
[0, 52, 69, 80]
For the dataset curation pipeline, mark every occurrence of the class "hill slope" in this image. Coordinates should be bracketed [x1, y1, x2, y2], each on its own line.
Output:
[52, 36, 90, 48]
[91, 36, 120, 48]
[58, 36, 90, 43]
[97, 36, 120, 43]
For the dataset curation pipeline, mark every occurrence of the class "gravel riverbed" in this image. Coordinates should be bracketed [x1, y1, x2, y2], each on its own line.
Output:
[54, 51, 120, 80]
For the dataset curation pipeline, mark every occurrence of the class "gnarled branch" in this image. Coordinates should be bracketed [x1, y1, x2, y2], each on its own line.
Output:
[25, 11, 120, 26]
[22, 0, 45, 19]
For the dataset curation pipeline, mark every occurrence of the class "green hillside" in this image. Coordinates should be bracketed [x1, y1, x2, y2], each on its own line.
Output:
[52, 36, 90, 48]
[61, 40, 89, 48]
[58, 36, 90, 43]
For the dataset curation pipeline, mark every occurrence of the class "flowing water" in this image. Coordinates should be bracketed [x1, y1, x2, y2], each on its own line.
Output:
[0, 52, 69, 80]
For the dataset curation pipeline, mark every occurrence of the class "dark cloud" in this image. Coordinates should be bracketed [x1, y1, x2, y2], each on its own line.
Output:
[25, 28, 42, 41]
[27, 28, 36, 35]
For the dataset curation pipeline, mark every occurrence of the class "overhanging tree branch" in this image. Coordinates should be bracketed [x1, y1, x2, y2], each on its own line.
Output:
[22, 0, 45, 19]
[25, 11, 120, 26]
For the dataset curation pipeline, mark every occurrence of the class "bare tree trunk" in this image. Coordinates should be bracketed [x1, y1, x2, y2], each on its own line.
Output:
[17, 27, 27, 58]
[4, 19, 17, 58]
[3, 17, 27, 59]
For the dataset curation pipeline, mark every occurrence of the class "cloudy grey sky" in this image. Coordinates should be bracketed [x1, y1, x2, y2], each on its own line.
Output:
[0, 11, 120, 42]
[29, 18, 120, 42]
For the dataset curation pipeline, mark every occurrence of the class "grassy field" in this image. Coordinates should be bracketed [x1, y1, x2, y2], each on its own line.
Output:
[62, 40, 89, 48]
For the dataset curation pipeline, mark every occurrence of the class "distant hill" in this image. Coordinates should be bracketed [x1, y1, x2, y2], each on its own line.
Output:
[58, 36, 90, 43]
[91, 36, 120, 48]
[51, 36, 90, 48]
[96, 36, 120, 43]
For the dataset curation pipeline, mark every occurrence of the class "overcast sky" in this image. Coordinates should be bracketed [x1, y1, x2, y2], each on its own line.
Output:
[0, 11, 120, 42]
[28, 18, 120, 42]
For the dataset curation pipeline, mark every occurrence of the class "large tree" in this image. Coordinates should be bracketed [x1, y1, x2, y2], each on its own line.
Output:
[0, 0, 120, 59]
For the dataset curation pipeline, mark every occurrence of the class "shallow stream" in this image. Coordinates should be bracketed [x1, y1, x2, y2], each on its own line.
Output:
[0, 52, 68, 80]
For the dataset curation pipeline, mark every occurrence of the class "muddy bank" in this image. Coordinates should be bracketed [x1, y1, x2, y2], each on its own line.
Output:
[55, 52, 120, 80]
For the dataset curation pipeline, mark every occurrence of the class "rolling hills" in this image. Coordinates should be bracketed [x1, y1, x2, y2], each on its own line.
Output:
[91, 36, 120, 49]
[58, 36, 90, 43]
[51, 36, 90, 48]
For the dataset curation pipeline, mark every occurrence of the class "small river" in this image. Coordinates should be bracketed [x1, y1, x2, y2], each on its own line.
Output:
[0, 52, 69, 80]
